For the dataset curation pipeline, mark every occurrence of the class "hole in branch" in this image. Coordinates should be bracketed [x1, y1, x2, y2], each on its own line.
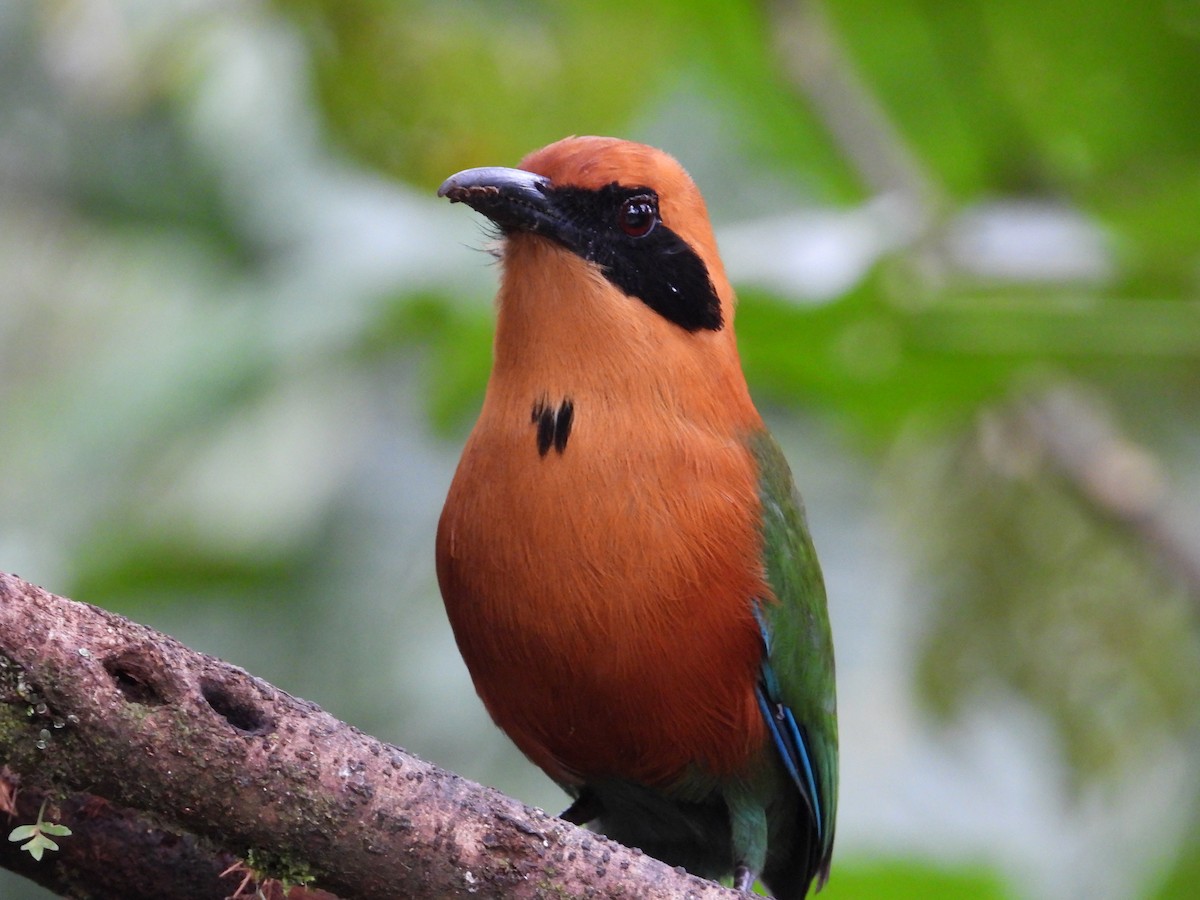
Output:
[200, 676, 271, 735]
[103, 653, 166, 706]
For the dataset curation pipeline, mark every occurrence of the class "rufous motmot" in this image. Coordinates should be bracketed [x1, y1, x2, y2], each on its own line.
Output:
[436, 136, 837, 898]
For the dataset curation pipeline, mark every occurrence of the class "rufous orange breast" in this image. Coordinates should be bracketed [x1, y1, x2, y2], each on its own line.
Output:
[436, 237, 771, 789]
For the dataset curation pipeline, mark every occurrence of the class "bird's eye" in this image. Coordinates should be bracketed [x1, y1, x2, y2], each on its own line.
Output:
[618, 195, 658, 238]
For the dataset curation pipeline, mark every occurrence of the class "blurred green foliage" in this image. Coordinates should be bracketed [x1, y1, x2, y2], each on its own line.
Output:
[278, 0, 856, 193]
[3, 0, 1200, 897]
[821, 857, 1011, 900]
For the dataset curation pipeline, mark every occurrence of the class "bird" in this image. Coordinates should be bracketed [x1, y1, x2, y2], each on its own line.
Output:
[435, 136, 837, 898]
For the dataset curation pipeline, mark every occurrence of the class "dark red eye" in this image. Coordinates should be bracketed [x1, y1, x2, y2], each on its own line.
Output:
[618, 195, 658, 237]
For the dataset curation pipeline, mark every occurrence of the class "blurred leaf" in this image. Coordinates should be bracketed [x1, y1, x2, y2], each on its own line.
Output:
[70, 535, 299, 613]
[738, 288, 1200, 444]
[277, 0, 678, 183]
[827, 1, 1200, 194]
[356, 292, 493, 434]
[822, 1, 1010, 197]
[738, 284, 1014, 439]
[1152, 818, 1200, 900]
[893, 414, 1200, 780]
[274, 0, 858, 195]
[820, 857, 1011, 900]
[826, 1, 1200, 288]
[14, 10, 255, 263]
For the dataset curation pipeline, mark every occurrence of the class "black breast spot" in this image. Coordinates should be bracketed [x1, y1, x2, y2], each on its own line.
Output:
[531, 396, 574, 457]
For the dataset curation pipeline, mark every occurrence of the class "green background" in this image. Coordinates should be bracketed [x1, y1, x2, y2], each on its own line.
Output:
[2, 1, 1199, 897]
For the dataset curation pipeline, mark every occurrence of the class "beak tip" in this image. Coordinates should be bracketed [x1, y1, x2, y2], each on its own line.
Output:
[435, 176, 465, 200]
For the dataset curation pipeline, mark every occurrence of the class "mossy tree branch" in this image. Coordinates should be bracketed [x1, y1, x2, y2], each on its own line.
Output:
[0, 572, 739, 899]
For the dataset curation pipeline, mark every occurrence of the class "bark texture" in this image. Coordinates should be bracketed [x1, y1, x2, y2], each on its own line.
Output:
[0, 572, 739, 899]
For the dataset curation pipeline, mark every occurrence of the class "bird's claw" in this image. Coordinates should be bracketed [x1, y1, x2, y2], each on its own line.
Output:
[733, 864, 756, 893]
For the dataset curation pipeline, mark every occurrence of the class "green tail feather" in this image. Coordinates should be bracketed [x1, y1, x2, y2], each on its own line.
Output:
[747, 429, 838, 894]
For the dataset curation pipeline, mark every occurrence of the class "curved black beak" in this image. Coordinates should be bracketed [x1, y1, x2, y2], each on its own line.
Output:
[437, 167, 556, 236]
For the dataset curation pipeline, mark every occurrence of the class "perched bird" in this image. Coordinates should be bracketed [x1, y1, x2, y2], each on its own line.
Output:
[435, 136, 837, 898]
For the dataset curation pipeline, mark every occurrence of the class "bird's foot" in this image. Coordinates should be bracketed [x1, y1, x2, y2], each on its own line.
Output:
[733, 864, 756, 893]
[559, 789, 602, 826]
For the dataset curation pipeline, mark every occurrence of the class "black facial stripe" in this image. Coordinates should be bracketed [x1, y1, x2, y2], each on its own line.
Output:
[534, 183, 723, 333]
[531, 396, 574, 457]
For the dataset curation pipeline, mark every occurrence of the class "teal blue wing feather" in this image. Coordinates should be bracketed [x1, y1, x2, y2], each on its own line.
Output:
[750, 429, 838, 891]
[753, 613, 823, 837]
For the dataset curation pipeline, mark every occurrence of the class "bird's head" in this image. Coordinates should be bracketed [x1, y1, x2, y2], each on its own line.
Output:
[438, 136, 754, 425]
[439, 136, 736, 336]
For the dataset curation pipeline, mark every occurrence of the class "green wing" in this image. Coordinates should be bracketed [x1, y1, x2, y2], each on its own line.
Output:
[750, 429, 838, 887]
